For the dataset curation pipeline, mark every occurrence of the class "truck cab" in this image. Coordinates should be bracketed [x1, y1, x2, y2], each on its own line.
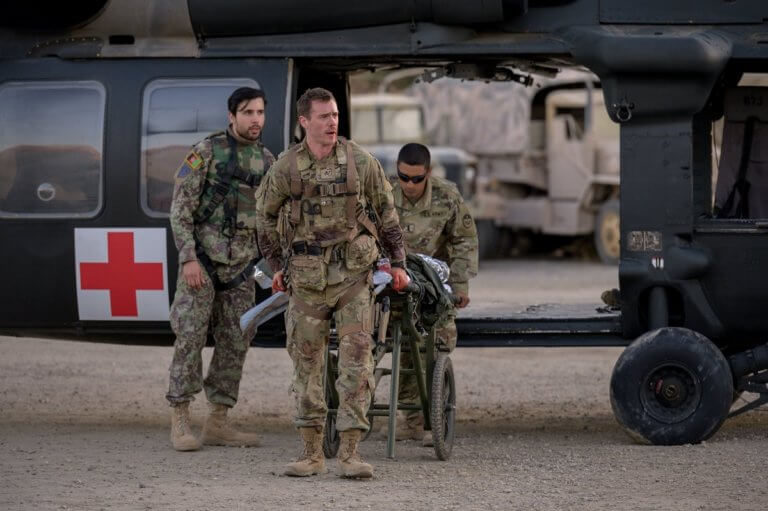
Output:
[350, 93, 477, 198]
[412, 76, 620, 262]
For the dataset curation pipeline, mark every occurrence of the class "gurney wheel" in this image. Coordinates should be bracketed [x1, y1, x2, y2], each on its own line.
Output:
[323, 352, 340, 458]
[430, 353, 456, 460]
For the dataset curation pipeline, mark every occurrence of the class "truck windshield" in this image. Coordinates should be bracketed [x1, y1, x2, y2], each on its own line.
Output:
[351, 105, 424, 144]
[380, 106, 423, 143]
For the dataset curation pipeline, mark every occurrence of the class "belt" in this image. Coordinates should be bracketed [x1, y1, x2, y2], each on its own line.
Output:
[291, 241, 323, 256]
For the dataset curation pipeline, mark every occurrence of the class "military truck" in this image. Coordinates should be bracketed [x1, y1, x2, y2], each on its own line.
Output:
[350, 93, 477, 198]
[411, 74, 621, 263]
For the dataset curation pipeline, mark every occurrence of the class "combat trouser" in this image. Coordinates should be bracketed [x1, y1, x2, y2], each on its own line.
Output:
[166, 261, 255, 407]
[285, 266, 375, 432]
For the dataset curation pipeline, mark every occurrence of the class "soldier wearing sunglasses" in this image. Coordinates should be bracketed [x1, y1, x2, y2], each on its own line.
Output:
[392, 142, 479, 446]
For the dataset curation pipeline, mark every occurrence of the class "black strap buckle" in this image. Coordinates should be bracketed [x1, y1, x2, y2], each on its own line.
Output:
[213, 181, 230, 196]
[291, 241, 322, 256]
[221, 218, 235, 238]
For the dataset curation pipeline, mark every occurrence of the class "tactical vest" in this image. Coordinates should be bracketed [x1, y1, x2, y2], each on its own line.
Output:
[193, 131, 265, 237]
[287, 138, 379, 248]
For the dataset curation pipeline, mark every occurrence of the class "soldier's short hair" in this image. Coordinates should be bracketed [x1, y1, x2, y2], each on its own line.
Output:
[297, 87, 336, 119]
[397, 143, 431, 169]
[228, 87, 267, 115]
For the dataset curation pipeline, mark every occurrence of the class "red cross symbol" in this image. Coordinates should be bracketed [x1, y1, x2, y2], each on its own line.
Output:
[79, 232, 164, 317]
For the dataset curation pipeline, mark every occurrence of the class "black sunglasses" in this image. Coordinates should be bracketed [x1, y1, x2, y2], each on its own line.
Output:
[397, 171, 428, 184]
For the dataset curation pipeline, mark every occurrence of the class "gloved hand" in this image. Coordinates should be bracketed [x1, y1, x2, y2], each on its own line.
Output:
[390, 267, 410, 292]
[272, 270, 286, 293]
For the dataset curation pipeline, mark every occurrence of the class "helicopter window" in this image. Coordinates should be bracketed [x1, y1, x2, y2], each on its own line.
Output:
[140, 78, 260, 217]
[0, 81, 105, 218]
[708, 85, 768, 220]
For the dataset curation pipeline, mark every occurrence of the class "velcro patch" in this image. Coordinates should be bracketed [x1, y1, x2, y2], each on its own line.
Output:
[462, 213, 473, 229]
[176, 163, 193, 179]
[185, 152, 203, 169]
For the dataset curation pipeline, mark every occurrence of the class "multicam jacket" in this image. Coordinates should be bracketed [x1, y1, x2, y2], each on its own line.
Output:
[256, 138, 405, 273]
[394, 175, 478, 294]
[170, 128, 275, 268]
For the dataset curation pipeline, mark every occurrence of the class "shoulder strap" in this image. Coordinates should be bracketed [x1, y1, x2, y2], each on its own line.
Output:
[193, 133, 239, 224]
[289, 146, 303, 226]
[345, 141, 359, 229]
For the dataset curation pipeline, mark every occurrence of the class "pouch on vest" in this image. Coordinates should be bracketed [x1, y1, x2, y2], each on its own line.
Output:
[236, 182, 258, 230]
[289, 254, 327, 291]
[345, 233, 379, 273]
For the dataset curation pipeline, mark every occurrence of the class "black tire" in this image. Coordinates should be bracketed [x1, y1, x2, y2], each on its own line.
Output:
[323, 352, 340, 458]
[476, 219, 499, 260]
[610, 327, 733, 445]
[594, 199, 620, 265]
[430, 354, 456, 460]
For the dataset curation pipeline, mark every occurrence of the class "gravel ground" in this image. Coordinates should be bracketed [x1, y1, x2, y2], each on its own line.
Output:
[2, 259, 767, 510]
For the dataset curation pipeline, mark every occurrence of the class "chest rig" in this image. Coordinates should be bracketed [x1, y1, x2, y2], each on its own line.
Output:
[193, 132, 264, 291]
[286, 138, 379, 251]
[193, 132, 263, 235]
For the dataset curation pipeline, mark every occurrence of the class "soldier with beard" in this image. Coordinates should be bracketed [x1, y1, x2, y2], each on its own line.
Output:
[166, 87, 275, 451]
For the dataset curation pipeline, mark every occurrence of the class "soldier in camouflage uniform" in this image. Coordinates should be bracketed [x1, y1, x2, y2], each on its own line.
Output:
[393, 142, 478, 446]
[166, 87, 275, 451]
[256, 88, 408, 478]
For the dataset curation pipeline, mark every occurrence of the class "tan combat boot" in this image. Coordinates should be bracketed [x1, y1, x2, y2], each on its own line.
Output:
[337, 430, 373, 479]
[394, 411, 424, 441]
[170, 402, 201, 452]
[202, 403, 261, 447]
[284, 426, 326, 477]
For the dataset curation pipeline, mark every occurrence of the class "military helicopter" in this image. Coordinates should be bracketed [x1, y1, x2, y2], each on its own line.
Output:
[3, 0, 768, 446]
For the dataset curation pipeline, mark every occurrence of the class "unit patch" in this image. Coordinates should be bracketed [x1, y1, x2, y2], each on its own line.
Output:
[177, 151, 204, 180]
[186, 152, 203, 169]
[176, 163, 193, 179]
[317, 165, 335, 181]
[462, 213, 472, 229]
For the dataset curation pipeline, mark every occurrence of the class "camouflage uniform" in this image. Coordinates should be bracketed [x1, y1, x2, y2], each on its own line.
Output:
[166, 128, 275, 407]
[394, 175, 478, 427]
[256, 138, 405, 432]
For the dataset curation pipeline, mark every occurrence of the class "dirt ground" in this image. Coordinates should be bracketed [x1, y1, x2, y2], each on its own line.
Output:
[2, 259, 768, 510]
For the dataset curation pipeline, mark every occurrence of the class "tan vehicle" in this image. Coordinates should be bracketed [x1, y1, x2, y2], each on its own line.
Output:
[350, 93, 477, 198]
[411, 75, 621, 263]
[350, 93, 427, 145]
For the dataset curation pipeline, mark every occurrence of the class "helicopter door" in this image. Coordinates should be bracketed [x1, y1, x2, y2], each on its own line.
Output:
[694, 86, 768, 340]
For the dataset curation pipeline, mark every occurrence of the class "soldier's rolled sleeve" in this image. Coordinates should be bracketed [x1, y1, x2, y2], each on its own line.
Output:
[255, 162, 291, 272]
[169, 144, 211, 265]
[446, 198, 479, 292]
[361, 153, 405, 263]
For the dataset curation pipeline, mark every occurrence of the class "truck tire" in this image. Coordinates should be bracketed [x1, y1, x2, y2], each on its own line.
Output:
[610, 327, 733, 445]
[594, 199, 620, 265]
[476, 219, 498, 260]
